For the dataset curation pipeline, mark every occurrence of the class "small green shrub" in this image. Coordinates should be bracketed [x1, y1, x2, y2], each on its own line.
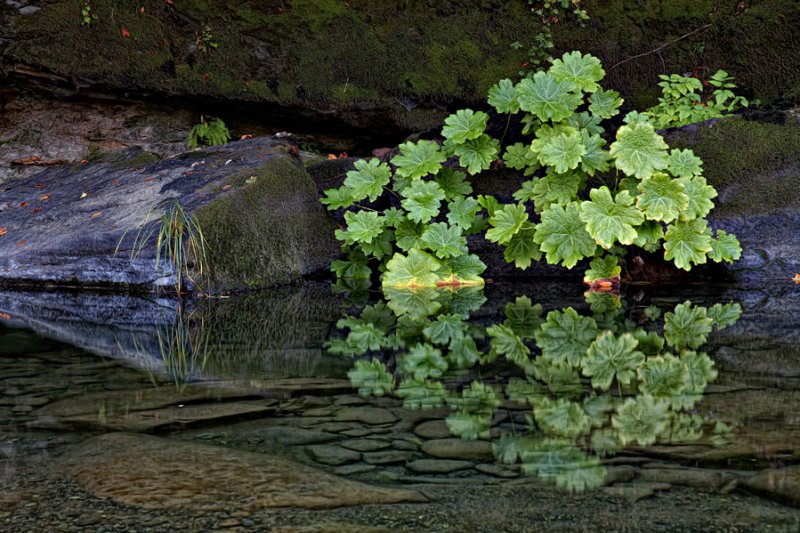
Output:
[187, 116, 230, 149]
[321, 51, 741, 290]
[642, 70, 749, 128]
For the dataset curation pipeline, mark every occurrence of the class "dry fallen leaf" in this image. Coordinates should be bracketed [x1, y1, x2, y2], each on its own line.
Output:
[0, 228, 7, 236]
[80, 192, 89, 199]
[240, 134, 253, 140]
[0, 312, 11, 320]
[18, 202, 28, 207]
[16, 240, 26, 246]
[35, 183, 47, 189]
[793, 273, 800, 284]
[90, 212, 103, 219]
[39, 194, 50, 201]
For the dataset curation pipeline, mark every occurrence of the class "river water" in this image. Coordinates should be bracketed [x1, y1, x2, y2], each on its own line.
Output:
[1, 280, 799, 531]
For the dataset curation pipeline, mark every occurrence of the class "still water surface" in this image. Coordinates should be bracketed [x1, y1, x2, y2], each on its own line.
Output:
[1, 281, 799, 531]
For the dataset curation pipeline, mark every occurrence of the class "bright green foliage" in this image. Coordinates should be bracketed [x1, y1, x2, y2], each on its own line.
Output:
[612, 395, 669, 446]
[423, 314, 467, 345]
[582, 331, 645, 390]
[535, 307, 598, 367]
[486, 203, 529, 245]
[680, 176, 717, 220]
[643, 70, 749, 129]
[343, 158, 392, 202]
[667, 149, 703, 177]
[584, 255, 622, 282]
[446, 412, 492, 440]
[401, 180, 446, 224]
[664, 218, 712, 271]
[533, 130, 586, 174]
[637, 173, 688, 223]
[638, 355, 689, 404]
[392, 140, 447, 179]
[488, 79, 520, 114]
[549, 51, 605, 93]
[533, 397, 592, 438]
[453, 135, 501, 175]
[664, 301, 713, 350]
[610, 122, 669, 179]
[588, 89, 623, 119]
[187, 116, 230, 149]
[708, 230, 742, 264]
[383, 248, 441, 288]
[421, 223, 467, 259]
[348, 359, 394, 397]
[442, 109, 489, 144]
[517, 72, 582, 122]
[579, 188, 644, 249]
[534, 202, 596, 268]
[400, 343, 448, 381]
[396, 380, 447, 410]
[504, 296, 543, 339]
[320, 51, 739, 290]
[707, 303, 742, 329]
[336, 211, 386, 245]
[487, 324, 531, 369]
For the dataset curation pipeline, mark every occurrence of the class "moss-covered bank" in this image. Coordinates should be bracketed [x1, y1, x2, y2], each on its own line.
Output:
[5, 1, 797, 130]
[194, 157, 340, 291]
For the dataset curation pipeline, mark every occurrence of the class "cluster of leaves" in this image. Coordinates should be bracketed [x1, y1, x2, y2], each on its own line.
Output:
[513, 1, 590, 75]
[327, 287, 741, 491]
[643, 70, 749, 129]
[187, 115, 230, 150]
[322, 51, 741, 288]
[81, 1, 97, 26]
[195, 24, 219, 54]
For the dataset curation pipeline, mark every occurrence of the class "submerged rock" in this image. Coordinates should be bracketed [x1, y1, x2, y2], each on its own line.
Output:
[741, 466, 800, 507]
[0, 136, 339, 291]
[59, 432, 428, 509]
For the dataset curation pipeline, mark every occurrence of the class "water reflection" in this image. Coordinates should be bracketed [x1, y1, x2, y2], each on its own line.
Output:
[327, 287, 741, 492]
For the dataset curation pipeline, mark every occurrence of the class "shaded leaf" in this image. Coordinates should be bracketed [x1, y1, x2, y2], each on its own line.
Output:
[533, 202, 597, 268]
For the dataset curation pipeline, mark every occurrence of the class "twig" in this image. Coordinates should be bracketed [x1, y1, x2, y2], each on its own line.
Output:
[608, 24, 712, 72]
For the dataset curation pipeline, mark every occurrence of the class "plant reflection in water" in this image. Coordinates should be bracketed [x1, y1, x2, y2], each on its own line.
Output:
[326, 285, 741, 493]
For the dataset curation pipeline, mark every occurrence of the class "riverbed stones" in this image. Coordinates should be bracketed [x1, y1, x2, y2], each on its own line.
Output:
[339, 439, 392, 452]
[406, 459, 473, 474]
[741, 466, 800, 506]
[59, 433, 428, 509]
[420, 439, 493, 460]
[304, 445, 361, 466]
[413, 420, 452, 439]
[335, 407, 397, 425]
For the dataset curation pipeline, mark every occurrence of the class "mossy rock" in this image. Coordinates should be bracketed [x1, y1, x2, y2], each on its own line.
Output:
[194, 157, 340, 291]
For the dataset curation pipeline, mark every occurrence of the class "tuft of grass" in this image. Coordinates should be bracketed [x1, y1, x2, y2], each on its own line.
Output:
[117, 200, 210, 293]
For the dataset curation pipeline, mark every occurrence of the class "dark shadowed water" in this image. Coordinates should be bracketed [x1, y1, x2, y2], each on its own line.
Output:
[1, 281, 799, 532]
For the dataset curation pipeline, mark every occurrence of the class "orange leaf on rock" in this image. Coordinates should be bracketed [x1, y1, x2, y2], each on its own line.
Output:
[16, 240, 26, 246]
[0, 228, 7, 236]
[39, 194, 50, 201]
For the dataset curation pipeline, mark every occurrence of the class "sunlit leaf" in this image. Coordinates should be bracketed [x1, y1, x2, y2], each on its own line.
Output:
[446, 196, 480, 230]
[335, 210, 386, 245]
[583, 255, 621, 282]
[588, 89, 623, 118]
[331, 254, 371, 279]
[343, 158, 392, 202]
[320, 187, 354, 210]
[359, 228, 394, 260]
[391, 140, 447, 179]
[504, 142, 538, 171]
[442, 109, 489, 144]
[453, 134, 501, 175]
[382, 248, 441, 288]
[637, 173, 688, 223]
[707, 229, 742, 264]
[612, 395, 670, 446]
[535, 307, 598, 367]
[680, 176, 717, 220]
[516, 71, 582, 122]
[400, 180, 446, 223]
[486, 203, 529, 244]
[579, 187, 644, 248]
[664, 218, 712, 271]
[421, 222, 467, 259]
[667, 148, 703, 177]
[610, 121, 669, 179]
[664, 301, 713, 350]
[582, 331, 645, 390]
[533, 202, 597, 268]
[532, 130, 586, 174]
[488, 78, 520, 114]
[437, 253, 487, 286]
[549, 51, 605, 93]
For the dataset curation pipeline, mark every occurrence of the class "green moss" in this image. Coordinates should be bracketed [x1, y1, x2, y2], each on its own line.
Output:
[668, 117, 800, 217]
[193, 157, 339, 290]
[111, 150, 161, 170]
